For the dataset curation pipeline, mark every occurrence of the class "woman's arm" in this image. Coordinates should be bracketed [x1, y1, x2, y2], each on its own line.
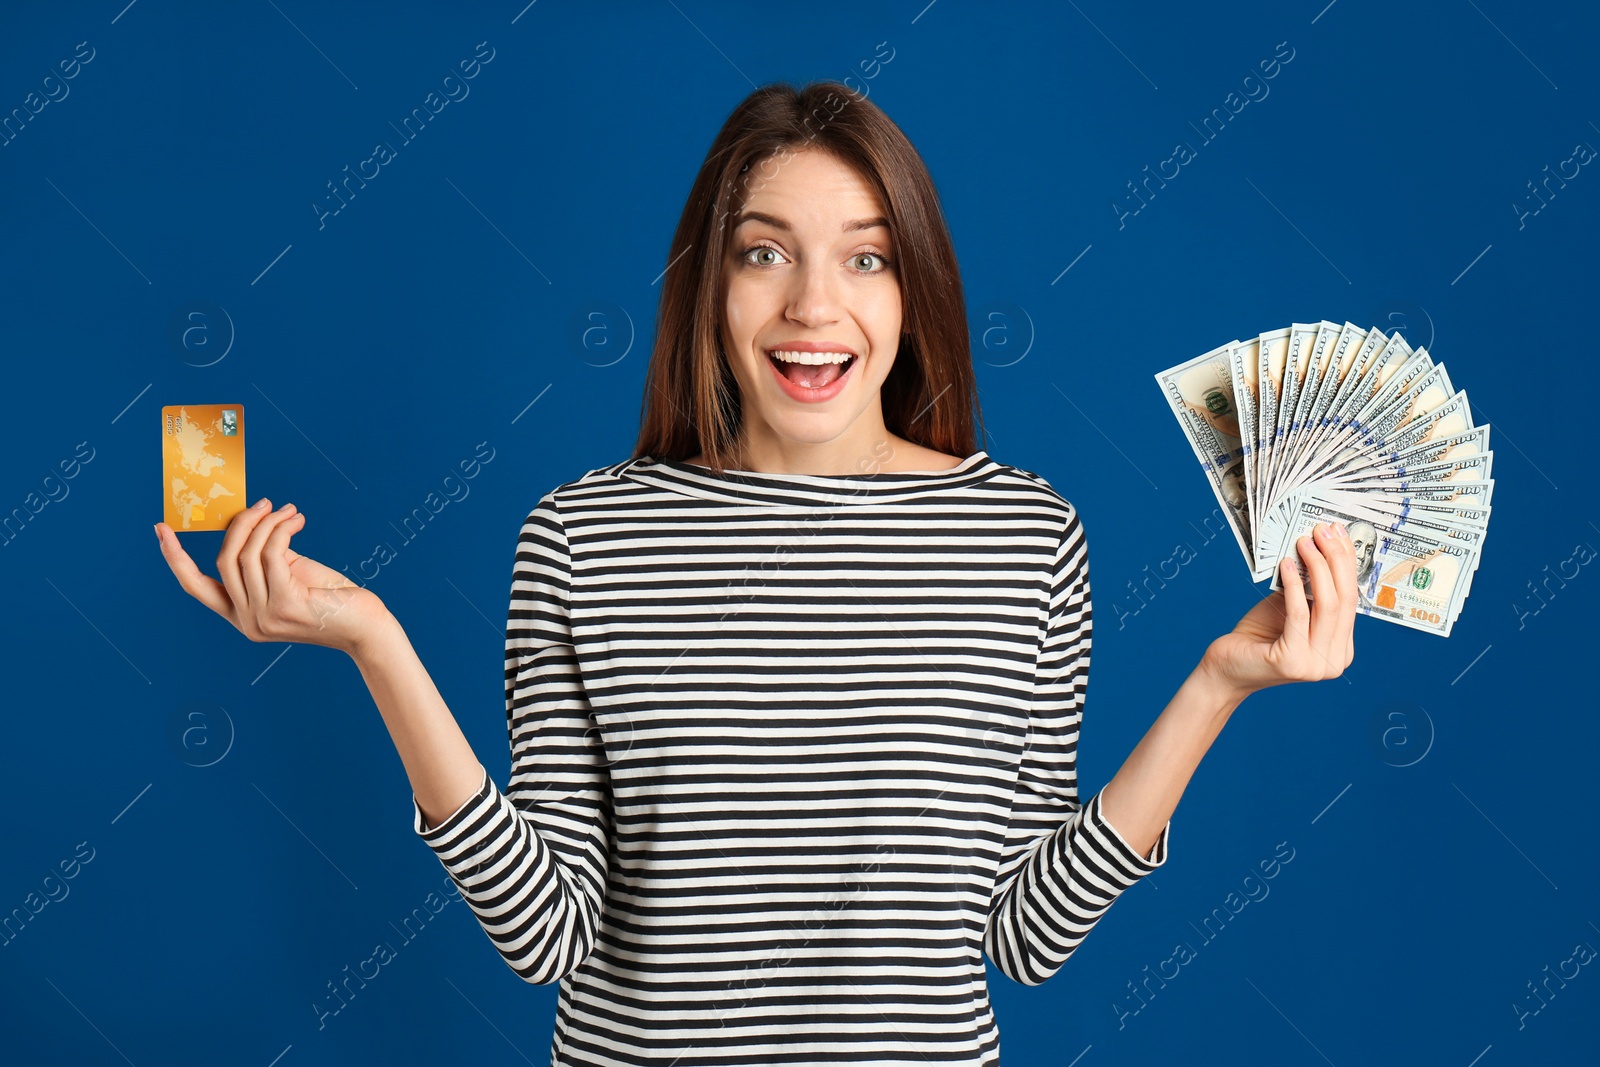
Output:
[1098, 520, 1359, 857]
[346, 611, 486, 831]
[1096, 663, 1243, 860]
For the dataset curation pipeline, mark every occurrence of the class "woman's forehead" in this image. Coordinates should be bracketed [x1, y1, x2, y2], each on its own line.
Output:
[738, 151, 887, 225]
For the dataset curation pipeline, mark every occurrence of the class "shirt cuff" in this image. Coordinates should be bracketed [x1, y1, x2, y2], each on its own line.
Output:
[413, 764, 493, 841]
[1084, 787, 1170, 877]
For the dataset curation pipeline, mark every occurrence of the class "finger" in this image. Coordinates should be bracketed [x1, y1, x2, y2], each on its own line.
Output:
[1323, 521, 1358, 607]
[263, 510, 307, 601]
[217, 498, 272, 617]
[1279, 547, 1310, 646]
[1302, 524, 1340, 659]
[156, 522, 236, 621]
[239, 503, 297, 620]
[1322, 521, 1359, 663]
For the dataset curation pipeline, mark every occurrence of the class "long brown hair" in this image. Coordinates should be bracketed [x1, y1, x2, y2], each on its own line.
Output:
[631, 80, 983, 472]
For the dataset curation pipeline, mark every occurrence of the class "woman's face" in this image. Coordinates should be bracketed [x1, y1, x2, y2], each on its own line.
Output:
[719, 146, 903, 472]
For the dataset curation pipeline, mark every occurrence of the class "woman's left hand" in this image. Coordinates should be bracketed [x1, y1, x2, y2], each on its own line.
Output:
[1200, 520, 1358, 701]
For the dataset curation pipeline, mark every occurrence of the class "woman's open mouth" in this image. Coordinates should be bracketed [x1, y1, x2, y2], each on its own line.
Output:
[765, 349, 857, 402]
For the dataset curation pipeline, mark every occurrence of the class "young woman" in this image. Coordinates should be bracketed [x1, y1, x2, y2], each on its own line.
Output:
[155, 81, 1357, 1066]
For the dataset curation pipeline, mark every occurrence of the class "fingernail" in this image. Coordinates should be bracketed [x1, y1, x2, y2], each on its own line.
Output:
[254, 498, 268, 509]
[153, 523, 163, 545]
[1336, 522, 1347, 538]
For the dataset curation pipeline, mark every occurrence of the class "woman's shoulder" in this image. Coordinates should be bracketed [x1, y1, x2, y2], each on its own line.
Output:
[984, 455, 1072, 499]
[982, 458, 1087, 537]
[519, 457, 643, 514]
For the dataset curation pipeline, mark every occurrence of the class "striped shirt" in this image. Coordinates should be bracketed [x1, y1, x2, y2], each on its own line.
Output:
[412, 449, 1170, 1066]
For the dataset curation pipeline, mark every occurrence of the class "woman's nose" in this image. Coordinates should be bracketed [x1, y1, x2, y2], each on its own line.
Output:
[785, 262, 840, 326]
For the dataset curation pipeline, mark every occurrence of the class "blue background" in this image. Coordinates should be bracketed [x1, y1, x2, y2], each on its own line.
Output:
[1, 1, 1594, 1063]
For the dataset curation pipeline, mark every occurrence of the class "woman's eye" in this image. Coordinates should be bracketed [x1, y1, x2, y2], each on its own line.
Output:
[851, 252, 890, 273]
[743, 245, 786, 267]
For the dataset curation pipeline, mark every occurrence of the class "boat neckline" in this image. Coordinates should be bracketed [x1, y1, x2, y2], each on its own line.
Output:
[619, 449, 1007, 506]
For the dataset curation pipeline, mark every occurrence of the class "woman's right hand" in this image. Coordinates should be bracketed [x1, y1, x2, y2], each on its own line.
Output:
[155, 498, 390, 658]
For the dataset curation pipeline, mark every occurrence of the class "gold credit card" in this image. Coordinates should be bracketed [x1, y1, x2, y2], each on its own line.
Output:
[161, 404, 246, 531]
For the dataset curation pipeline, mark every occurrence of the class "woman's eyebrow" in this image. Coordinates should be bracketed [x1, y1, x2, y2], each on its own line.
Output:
[733, 210, 890, 233]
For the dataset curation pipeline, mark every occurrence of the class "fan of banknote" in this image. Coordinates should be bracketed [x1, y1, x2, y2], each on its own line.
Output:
[1154, 320, 1490, 637]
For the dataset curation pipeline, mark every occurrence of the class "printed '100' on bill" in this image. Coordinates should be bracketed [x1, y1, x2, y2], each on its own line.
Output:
[1154, 341, 1253, 572]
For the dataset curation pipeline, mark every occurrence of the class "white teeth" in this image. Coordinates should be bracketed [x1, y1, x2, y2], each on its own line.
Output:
[768, 349, 854, 365]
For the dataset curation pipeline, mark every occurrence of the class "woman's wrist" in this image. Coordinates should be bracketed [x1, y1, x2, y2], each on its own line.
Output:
[1191, 652, 1255, 715]
[344, 604, 404, 666]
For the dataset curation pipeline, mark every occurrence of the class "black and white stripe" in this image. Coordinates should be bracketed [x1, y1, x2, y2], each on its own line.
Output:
[413, 450, 1170, 1066]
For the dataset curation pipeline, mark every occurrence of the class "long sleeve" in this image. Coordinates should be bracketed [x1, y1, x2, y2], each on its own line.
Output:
[410, 491, 612, 984]
[984, 506, 1170, 986]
